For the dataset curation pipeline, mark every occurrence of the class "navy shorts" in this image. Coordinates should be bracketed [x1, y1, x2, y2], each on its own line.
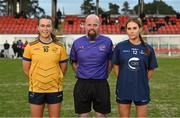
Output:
[73, 79, 111, 114]
[29, 91, 63, 105]
[116, 99, 149, 106]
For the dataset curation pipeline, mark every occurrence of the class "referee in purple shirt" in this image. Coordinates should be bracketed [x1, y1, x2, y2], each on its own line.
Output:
[70, 14, 113, 117]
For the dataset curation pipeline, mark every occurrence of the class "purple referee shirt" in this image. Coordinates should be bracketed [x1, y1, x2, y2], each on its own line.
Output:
[70, 35, 113, 80]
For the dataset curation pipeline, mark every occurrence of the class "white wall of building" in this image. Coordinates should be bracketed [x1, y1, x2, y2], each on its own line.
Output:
[0, 34, 180, 57]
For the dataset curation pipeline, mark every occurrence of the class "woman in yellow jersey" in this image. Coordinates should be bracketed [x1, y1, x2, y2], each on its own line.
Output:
[22, 15, 68, 117]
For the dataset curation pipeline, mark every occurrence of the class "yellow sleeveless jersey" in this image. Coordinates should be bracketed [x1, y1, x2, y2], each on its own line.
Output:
[23, 39, 68, 93]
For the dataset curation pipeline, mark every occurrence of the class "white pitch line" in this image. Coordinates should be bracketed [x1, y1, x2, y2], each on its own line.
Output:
[157, 68, 180, 79]
[0, 83, 28, 86]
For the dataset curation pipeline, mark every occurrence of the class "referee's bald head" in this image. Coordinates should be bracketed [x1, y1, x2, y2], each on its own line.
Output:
[85, 14, 100, 26]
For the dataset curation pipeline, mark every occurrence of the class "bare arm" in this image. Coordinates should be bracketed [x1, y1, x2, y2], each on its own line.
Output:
[59, 63, 68, 76]
[108, 60, 112, 74]
[72, 62, 77, 73]
[147, 69, 154, 80]
[113, 64, 119, 79]
[22, 60, 31, 77]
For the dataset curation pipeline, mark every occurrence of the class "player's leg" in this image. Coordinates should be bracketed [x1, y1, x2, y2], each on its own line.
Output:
[136, 104, 148, 117]
[29, 92, 46, 117]
[47, 92, 63, 117]
[95, 112, 106, 117]
[48, 103, 61, 117]
[135, 100, 149, 117]
[30, 104, 45, 117]
[116, 99, 132, 117]
[78, 113, 89, 118]
[118, 103, 131, 117]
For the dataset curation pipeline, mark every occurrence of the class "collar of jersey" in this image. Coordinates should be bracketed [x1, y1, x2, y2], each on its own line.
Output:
[38, 38, 53, 44]
[128, 39, 142, 46]
[86, 35, 100, 42]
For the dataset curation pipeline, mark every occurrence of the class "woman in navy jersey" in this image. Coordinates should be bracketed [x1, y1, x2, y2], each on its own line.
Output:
[112, 18, 158, 117]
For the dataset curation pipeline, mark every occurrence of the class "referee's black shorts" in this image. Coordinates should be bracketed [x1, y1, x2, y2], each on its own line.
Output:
[73, 79, 111, 114]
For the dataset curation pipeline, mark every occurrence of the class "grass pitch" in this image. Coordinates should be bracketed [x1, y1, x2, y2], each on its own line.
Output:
[0, 58, 180, 117]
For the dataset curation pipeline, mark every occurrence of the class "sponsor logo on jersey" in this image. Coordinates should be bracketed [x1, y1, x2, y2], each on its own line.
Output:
[140, 50, 144, 54]
[99, 44, 106, 51]
[128, 57, 140, 71]
[33, 47, 41, 51]
[79, 45, 85, 49]
[52, 47, 58, 53]
[123, 50, 130, 53]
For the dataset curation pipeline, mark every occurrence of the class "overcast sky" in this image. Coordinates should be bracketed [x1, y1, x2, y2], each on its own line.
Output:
[38, 0, 180, 15]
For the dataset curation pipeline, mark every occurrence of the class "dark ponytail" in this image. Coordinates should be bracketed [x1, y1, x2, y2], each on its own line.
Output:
[139, 34, 150, 55]
[51, 33, 58, 42]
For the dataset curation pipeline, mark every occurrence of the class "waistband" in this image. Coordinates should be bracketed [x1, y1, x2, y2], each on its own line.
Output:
[77, 77, 107, 83]
[77, 77, 107, 80]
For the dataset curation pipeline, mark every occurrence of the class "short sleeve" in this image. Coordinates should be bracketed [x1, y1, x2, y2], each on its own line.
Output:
[108, 41, 113, 60]
[112, 45, 120, 65]
[59, 46, 68, 63]
[23, 44, 32, 61]
[70, 43, 77, 62]
[148, 47, 158, 69]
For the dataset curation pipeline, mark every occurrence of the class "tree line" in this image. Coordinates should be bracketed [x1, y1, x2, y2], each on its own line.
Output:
[0, 0, 178, 17]
[81, 0, 178, 15]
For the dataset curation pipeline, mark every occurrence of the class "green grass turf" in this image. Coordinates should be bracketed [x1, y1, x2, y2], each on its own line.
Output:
[0, 58, 180, 117]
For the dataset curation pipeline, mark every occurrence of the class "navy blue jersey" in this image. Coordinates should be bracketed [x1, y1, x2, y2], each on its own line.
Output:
[70, 35, 113, 80]
[112, 40, 158, 101]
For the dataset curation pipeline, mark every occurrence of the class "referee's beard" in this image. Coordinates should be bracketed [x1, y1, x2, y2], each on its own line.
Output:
[87, 29, 97, 40]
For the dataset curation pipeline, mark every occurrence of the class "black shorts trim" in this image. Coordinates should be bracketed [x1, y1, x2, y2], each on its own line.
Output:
[73, 79, 111, 114]
[29, 91, 63, 105]
[116, 99, 149, 106]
